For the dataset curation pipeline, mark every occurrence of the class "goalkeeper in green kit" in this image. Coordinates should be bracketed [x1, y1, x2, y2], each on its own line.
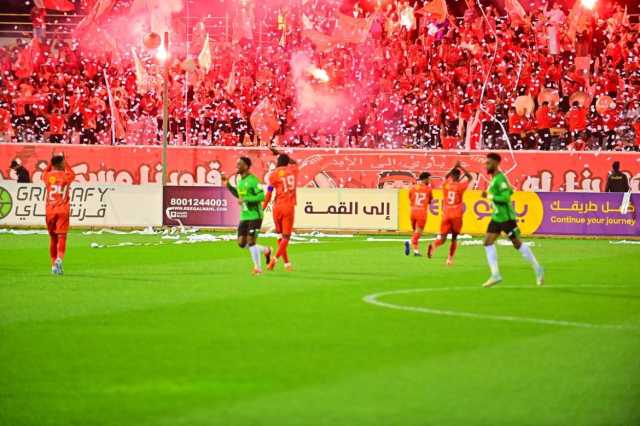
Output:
[481, 153, 544, 288]
[223, 156, 272, 275]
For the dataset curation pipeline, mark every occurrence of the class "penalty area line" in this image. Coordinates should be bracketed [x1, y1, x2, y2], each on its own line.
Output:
[362, 286, 639, 331]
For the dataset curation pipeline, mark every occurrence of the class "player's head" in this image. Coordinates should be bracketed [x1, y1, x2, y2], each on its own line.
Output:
[237, 156, 252, 175]
[612, 161, 620, 172]
[10, 159, 20, 170]
[418, 172, 431, 185]
[276, 154, 291, 168]
[486, 153, 501, 174]
[449, 168, 462, 181]
[51, 154, 65, 170]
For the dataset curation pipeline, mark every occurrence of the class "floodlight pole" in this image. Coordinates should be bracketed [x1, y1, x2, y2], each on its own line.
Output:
[161, 31, 170, 185]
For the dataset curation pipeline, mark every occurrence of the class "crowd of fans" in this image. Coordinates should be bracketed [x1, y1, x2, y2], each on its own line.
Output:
[0, 0, 638, 151]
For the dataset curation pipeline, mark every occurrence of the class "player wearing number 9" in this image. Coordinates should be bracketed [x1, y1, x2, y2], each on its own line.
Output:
[263, 147, 298, 272]
[427, 161, 472, 266]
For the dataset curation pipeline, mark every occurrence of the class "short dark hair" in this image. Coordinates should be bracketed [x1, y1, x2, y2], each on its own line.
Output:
[419, 172, 431, 181]
[51, 155, 64, 167]
[276, 154, 290, 167]
[10, 160, 19, 169]
[450, 168, 461, 179]
[612, 161, 620, 171]
[239, 156, 252, 168]
[487, 153, 501, 163]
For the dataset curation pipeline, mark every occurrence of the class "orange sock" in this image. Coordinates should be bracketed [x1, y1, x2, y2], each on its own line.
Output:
[411, 232, 420, 250]
[49, 234, 58, 264]
[449, 240, 458, 257]
[57, 235, 67, 260]
[276, 238, 289, 263]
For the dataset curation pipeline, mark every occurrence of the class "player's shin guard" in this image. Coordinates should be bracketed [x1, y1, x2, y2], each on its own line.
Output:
[57, 235, 67, 260]
[411, 232, 420, 251]
[518, 244, 540, 270]
[276, 238, 289, 263]
[49, 234, 59, 264]
[249, 245, 262, 270]
[484, 244, 500, 277]
[449, 240, 458, 258]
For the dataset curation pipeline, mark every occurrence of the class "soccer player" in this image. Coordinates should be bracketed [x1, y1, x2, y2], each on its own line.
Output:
[427, 161, 472, 265]
[223, 156, 272, 275]
[263, 147, 297, 271]
[43, 154, 75, 275]
[481, 153, 544, 288]
[404, 172, 432, 256]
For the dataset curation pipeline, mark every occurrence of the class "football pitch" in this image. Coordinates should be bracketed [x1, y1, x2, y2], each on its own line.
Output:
[1, 231, 639, 426]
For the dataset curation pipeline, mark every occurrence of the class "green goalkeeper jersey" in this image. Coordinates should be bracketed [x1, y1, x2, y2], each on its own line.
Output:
[227, 174, 265, 221]
[487, 171, 516, 223]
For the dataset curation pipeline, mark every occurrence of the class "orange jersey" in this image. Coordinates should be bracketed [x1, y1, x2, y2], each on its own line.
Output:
[268, 164, 298, 209]
[409, 184, 432, 213]
[43, 164, 75, 215]
[442, 178, 469, 218]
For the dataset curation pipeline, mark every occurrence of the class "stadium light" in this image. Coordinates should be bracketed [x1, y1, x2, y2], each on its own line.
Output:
[309, 67, 330, 83]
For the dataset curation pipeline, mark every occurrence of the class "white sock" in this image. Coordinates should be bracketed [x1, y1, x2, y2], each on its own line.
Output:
[249, 245, 262, 269]
[518, 244, 540, 271]
[484, 245, 500, 277]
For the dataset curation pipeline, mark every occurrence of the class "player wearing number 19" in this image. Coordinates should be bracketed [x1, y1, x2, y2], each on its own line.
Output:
[224, 156, 272, 276]
[481, 153, 544, 288]
[44, 154, 76, 275]
[263, 147, 298, 272]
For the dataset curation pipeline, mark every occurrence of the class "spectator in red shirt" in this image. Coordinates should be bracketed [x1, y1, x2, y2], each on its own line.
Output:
[535, 101, 554, 150]
[566, 101, 589, 145]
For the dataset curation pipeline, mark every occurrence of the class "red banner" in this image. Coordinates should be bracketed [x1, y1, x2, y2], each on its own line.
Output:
[1, 144, 639, 192]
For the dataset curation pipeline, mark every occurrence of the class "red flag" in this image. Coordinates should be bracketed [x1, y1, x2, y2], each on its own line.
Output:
[416, 0, 448, 23]
[250, 98, 279, 145]
[331, 13, 372, 44]
[76, 0, 116, 31]
[34, 0, 75, 11]
[504, 0, 527, 25]
[13, 38, 42, 79]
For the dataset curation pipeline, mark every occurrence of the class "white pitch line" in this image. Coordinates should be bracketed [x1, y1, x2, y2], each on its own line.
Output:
[363, 286, 640, 331]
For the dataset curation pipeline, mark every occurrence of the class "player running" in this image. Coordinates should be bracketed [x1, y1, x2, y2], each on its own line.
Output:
[427, 161, 472, 265]
[223, 156, 272, 275]
[404, 172, 432, 256]
[43, 154, 75, 275]
[481, 153, 544, 288]
[263, 147, 298, 272]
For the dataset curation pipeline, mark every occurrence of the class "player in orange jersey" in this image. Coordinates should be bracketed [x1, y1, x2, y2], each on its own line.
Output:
[428, 162, 473, 265]
[43, 154, 76, 275]
[405, 172, 432, 256]
[264, 147, 298, 271]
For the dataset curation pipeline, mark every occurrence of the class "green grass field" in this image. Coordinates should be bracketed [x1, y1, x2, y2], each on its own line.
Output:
[1, 230, 639, 426]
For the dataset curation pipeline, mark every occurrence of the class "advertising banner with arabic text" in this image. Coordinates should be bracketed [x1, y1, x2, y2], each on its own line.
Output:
[2, 144, 639, 192]
[0, 182, 162, 227]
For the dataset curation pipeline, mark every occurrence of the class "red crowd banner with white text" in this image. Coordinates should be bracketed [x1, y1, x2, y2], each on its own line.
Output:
[1, 144, 639, 192]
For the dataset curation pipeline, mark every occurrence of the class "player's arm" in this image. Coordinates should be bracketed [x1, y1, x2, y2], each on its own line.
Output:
[222, 173, 239, 198]
[454, 161, 473, 181]
[262, 187, 273, 209]
[242, 177, 265, 203]
[408, 187, 415, 205]
[270, 146, 297, 164]
[488, 180, 513, 204]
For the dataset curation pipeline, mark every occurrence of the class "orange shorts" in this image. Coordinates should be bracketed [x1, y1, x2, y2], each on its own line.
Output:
[411, 211, 427, 230]
[273, 205, 295, 236]
[440, 216, 463, 236]
[46, 212, 70, 235]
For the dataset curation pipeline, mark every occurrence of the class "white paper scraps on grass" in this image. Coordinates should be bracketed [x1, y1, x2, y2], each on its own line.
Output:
[461, 240, 535, 247]
[91, 241, 164, 249]
[0, 229, 48, 235]
[609, 240, 640, 245]
[161, 235, 181, 240]
[83, 227, 157, 236]
[366, 237, 437, 242]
